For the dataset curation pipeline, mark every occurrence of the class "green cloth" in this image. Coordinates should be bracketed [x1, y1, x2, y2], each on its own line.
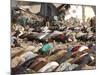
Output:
[40, 43, 53, 53]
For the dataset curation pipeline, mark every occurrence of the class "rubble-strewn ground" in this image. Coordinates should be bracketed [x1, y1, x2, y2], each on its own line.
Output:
[11, 2, 96, 74]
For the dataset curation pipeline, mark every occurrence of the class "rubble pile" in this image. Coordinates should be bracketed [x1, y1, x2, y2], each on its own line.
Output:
[11, 6, 96, 74]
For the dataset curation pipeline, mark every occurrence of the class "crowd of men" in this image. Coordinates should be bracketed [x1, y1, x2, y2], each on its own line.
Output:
[11, 3, 96, 74]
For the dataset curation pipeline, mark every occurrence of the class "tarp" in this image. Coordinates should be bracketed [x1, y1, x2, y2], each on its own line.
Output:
[40, 3, 58, 17]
